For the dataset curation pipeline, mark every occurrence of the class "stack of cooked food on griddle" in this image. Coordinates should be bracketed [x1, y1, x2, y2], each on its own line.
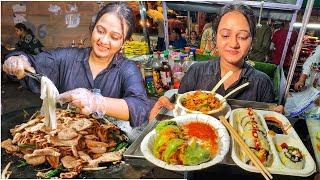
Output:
[234, 108, 273, 166]
[1, 109, 128, 178]
[152, 120, 219, 165]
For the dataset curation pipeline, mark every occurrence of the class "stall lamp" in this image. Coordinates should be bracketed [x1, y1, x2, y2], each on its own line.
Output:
[293, 23, 320, 29]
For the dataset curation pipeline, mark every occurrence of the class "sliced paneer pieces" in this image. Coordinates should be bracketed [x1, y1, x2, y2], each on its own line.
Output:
[1, 139, 19, 153]
[68, 118, 93, 131]
[24, 154, 46, 166]
[85, 139, 116, 154]
[87, 149, 124, 168]
[78, 151, 92, 162]
[10, 118, 43, 134]
[57, 128, 78, 140]
[61, 156, 83, 169]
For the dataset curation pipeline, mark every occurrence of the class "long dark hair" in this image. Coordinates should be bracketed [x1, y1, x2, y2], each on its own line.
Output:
[15, 23, 34, 37]
[91, 2, 135, 42]
[213, 4, 256, 42]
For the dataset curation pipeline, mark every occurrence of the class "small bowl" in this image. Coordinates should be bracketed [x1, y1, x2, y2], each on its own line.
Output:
[176, 91, 227, 115]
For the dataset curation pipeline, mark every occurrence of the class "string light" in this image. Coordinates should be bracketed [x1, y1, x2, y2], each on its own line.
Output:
[293, 23, 320, 29]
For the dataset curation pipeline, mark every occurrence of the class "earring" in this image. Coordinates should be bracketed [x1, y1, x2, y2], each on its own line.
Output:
[120, 46, 124, 53]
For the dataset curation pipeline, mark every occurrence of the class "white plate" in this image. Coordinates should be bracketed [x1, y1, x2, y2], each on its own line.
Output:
[164, 89, 178, 99]
[173, 103, 231, 119]
[306, 120, 320, 170]
[140, 114, 230, 171]
[176, 91, 227, 115]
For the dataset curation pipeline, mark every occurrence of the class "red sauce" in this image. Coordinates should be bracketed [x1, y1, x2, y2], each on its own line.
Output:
[280, 143, 288, 149]
[183, 122, 218, 154]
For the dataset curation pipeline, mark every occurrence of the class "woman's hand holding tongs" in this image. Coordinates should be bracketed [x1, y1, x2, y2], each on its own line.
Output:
[3, 54, 35, 79]
[57, 88, 107, 117]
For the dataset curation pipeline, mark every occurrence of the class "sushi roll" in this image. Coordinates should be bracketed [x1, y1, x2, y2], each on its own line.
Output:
[235, 108, 263, 128]
[242, 121, 266, 135]
[235, 108, 273, 166]
[240, 130, 273, 166]
[242, 131, 270, 151]
[277, 143, 305, 170]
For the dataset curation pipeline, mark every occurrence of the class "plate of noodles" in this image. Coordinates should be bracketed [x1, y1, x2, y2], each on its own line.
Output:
[140, 114, 230, 171]
[176, 90, 228, 115]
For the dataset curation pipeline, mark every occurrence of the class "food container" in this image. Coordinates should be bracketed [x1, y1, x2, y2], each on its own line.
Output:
[230, 108, 316, 177]
[173, 102, 231, 119]
[306, 119, 320, 170]
[176, 91, 227, 115]
[140, 114, 230, 171]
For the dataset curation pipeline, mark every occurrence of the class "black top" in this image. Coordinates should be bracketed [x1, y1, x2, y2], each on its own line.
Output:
[6, 48, 151, 127]
[15, 34, 44, 55]
[178, 60, 275, 103]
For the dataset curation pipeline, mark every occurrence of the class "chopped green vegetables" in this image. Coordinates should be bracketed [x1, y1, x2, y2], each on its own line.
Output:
[17, 143, 36, 150]
[163, 138, 184, 162]
[114, 142, 128, 151]
[155, 121, 178, 133]
[182, 139, 211, 165]
[44, 165, 64, 179]
[22, 109, 29, 119]
[17, 160, 28, 168]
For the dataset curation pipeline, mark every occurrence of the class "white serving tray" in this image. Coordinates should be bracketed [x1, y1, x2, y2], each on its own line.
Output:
[306, 119, 320, 170]
[230, 108, 316, 177]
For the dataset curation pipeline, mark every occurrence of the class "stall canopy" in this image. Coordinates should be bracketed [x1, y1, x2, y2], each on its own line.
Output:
[166, 0, 304, 21]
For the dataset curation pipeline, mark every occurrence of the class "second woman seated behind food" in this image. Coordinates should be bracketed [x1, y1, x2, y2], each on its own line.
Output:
[179, 4, 275, 103]
[149, 4, 280, 120]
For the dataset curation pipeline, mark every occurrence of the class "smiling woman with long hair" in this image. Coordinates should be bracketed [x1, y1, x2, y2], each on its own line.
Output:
[3, 2, 151, 129]
[178, 4, 275, 103]
[149, 4, 280, 122]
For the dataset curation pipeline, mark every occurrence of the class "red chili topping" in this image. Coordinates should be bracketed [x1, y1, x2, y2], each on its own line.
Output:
[255, 141, 261, 150]
[247, 108, 254, 116]
[280, 143, 288, 149]
[183, 122, 218, 154]
[252, 131, 258, 138]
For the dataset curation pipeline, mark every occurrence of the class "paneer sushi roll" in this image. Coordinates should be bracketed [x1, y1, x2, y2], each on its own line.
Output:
[235, 108, 263, 128]
[240, 131, 273, 166]
[242, 121, 266, 135]
[277, 143, 305, 170]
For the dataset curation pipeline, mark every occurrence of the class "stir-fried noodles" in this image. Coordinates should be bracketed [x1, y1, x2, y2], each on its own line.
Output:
[181, 91, 221, 113]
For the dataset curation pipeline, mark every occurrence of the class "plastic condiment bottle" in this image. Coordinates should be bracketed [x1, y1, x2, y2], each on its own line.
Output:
[172, 57, 182, 74]
[145, 67, 157, 96]
[160, 55, 173, 90]
[152, 55, 164, 96]
[182, 56, 196, 73]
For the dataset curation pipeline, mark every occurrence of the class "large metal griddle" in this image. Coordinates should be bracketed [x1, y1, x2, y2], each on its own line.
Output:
[0, 107, 152, 179]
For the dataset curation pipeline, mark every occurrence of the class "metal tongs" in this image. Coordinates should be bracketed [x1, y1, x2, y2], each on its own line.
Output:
[25, 69, 44, 82]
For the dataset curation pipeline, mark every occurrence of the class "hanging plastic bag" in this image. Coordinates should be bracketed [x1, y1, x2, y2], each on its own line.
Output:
[284, 87, 320, 117]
